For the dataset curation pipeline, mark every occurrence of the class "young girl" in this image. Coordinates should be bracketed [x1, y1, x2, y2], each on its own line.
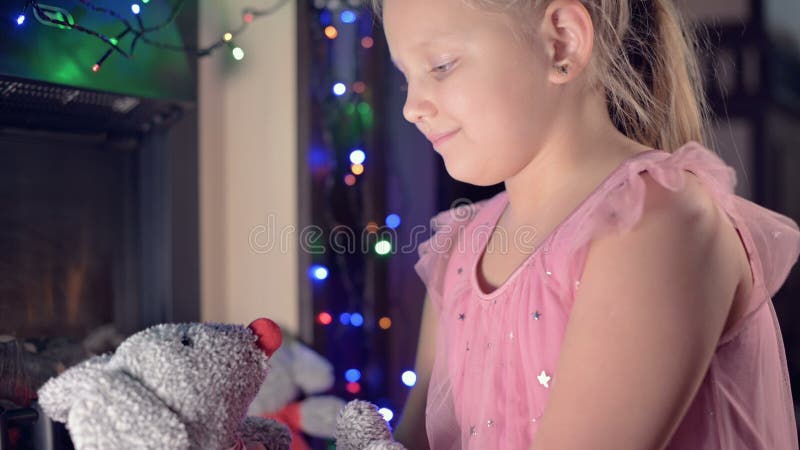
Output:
[371, 0, 800, 449]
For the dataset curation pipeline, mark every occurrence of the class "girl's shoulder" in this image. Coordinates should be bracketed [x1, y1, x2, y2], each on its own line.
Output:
[556, 141, 799, 331]
[564, 140, 741, 253]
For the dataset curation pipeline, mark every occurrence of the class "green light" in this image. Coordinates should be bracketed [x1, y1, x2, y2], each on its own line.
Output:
[357, 102, 371, 115]
[33, 5, 75, 30]
[51, 11, 74, 30]
[358, 102, 374, 129]
[109, 38, 118, 46]
[344, 103, 356, 115]
[375, 240, 392, 256]
[142, 0, 150, 3]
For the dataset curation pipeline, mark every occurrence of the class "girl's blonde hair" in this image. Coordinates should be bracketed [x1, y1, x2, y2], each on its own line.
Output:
[369, 0, 710, 152]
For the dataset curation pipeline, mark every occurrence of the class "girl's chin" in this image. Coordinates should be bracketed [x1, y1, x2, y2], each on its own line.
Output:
[442, 157, 501, 187]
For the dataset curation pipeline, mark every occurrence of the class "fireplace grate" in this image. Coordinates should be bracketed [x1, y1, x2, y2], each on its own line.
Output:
[0, 76, 190, 136]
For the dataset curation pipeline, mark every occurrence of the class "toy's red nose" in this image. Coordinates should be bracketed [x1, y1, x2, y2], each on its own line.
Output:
[247, 318, 282, 357]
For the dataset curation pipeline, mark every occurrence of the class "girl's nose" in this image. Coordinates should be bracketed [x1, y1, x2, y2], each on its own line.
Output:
[402, 85, 437, 124]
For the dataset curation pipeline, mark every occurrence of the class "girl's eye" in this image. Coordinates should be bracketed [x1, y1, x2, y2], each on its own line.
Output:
[398, 60, 455, 92]
[432, 62, 454, 73]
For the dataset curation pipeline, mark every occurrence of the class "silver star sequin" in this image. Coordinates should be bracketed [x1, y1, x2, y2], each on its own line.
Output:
[458, 313, 465, 321]
[532, 311, 541, 320]
[537, 370, 551, 388]
[470, 425, 477, 437]
[487, 419, 495, 428]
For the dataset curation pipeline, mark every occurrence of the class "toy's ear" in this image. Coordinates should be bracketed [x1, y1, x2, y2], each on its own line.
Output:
[37, 354, 111, 422]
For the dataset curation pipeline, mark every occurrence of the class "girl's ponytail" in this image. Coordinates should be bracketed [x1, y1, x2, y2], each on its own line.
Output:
[598, 0, 710, 151]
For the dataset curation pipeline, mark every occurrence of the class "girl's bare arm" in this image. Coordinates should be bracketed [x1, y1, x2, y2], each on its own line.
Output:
[394, 295, 438, 450]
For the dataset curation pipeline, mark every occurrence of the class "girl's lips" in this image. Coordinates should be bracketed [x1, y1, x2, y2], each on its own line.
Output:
[428, 129, 460, 148]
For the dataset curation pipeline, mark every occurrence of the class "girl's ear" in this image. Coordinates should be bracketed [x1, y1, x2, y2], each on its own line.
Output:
[539, 0, 595, 84]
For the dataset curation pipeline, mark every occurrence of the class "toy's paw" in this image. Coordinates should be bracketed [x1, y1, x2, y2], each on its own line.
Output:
[239, 416, 291, 450]
[335, 400, 407, 450]
[363, 441, 407, 450]
[37, 354, 111, 422]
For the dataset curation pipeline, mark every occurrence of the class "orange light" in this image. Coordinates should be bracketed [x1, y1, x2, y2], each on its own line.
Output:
[317, 312, 333, 325]
[353, 81, 366, 94]
[344, 174, 357, 186]
[346, 382, 361, 394]
[351, 163, 364, 175]
[324, 26, 338, 40]
[378, 317, 392, 329]
[361, 36, 374, 48]
[366, 221, 379, 234]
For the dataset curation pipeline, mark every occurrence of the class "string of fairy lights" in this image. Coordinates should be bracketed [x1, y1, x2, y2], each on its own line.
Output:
[306, 1, 415, 427]
[12, 0, 291, 71]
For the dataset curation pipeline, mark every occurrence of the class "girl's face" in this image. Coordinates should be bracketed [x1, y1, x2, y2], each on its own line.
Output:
[383, 0, 561, 186]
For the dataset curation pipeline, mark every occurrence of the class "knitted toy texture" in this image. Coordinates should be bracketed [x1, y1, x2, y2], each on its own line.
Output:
[335, 400, 407, 450]
[37, 318, 291, 450]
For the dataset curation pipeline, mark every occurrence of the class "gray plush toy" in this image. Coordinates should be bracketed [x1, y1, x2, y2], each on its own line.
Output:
[37, 318, 292, 450]
[335, 400, 407, 450]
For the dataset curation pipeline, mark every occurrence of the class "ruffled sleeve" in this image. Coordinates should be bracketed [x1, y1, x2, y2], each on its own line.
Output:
[414, 200, 489, 313]
[568, 141, 737, 252]
[564, 141, 800, 320]
[731, 196, 800, 299]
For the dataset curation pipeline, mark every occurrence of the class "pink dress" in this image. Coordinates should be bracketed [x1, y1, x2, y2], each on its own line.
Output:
[415, 141, 800, 450]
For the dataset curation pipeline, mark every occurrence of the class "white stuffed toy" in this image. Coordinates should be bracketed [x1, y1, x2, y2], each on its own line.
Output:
[37, 318, 292, 450]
